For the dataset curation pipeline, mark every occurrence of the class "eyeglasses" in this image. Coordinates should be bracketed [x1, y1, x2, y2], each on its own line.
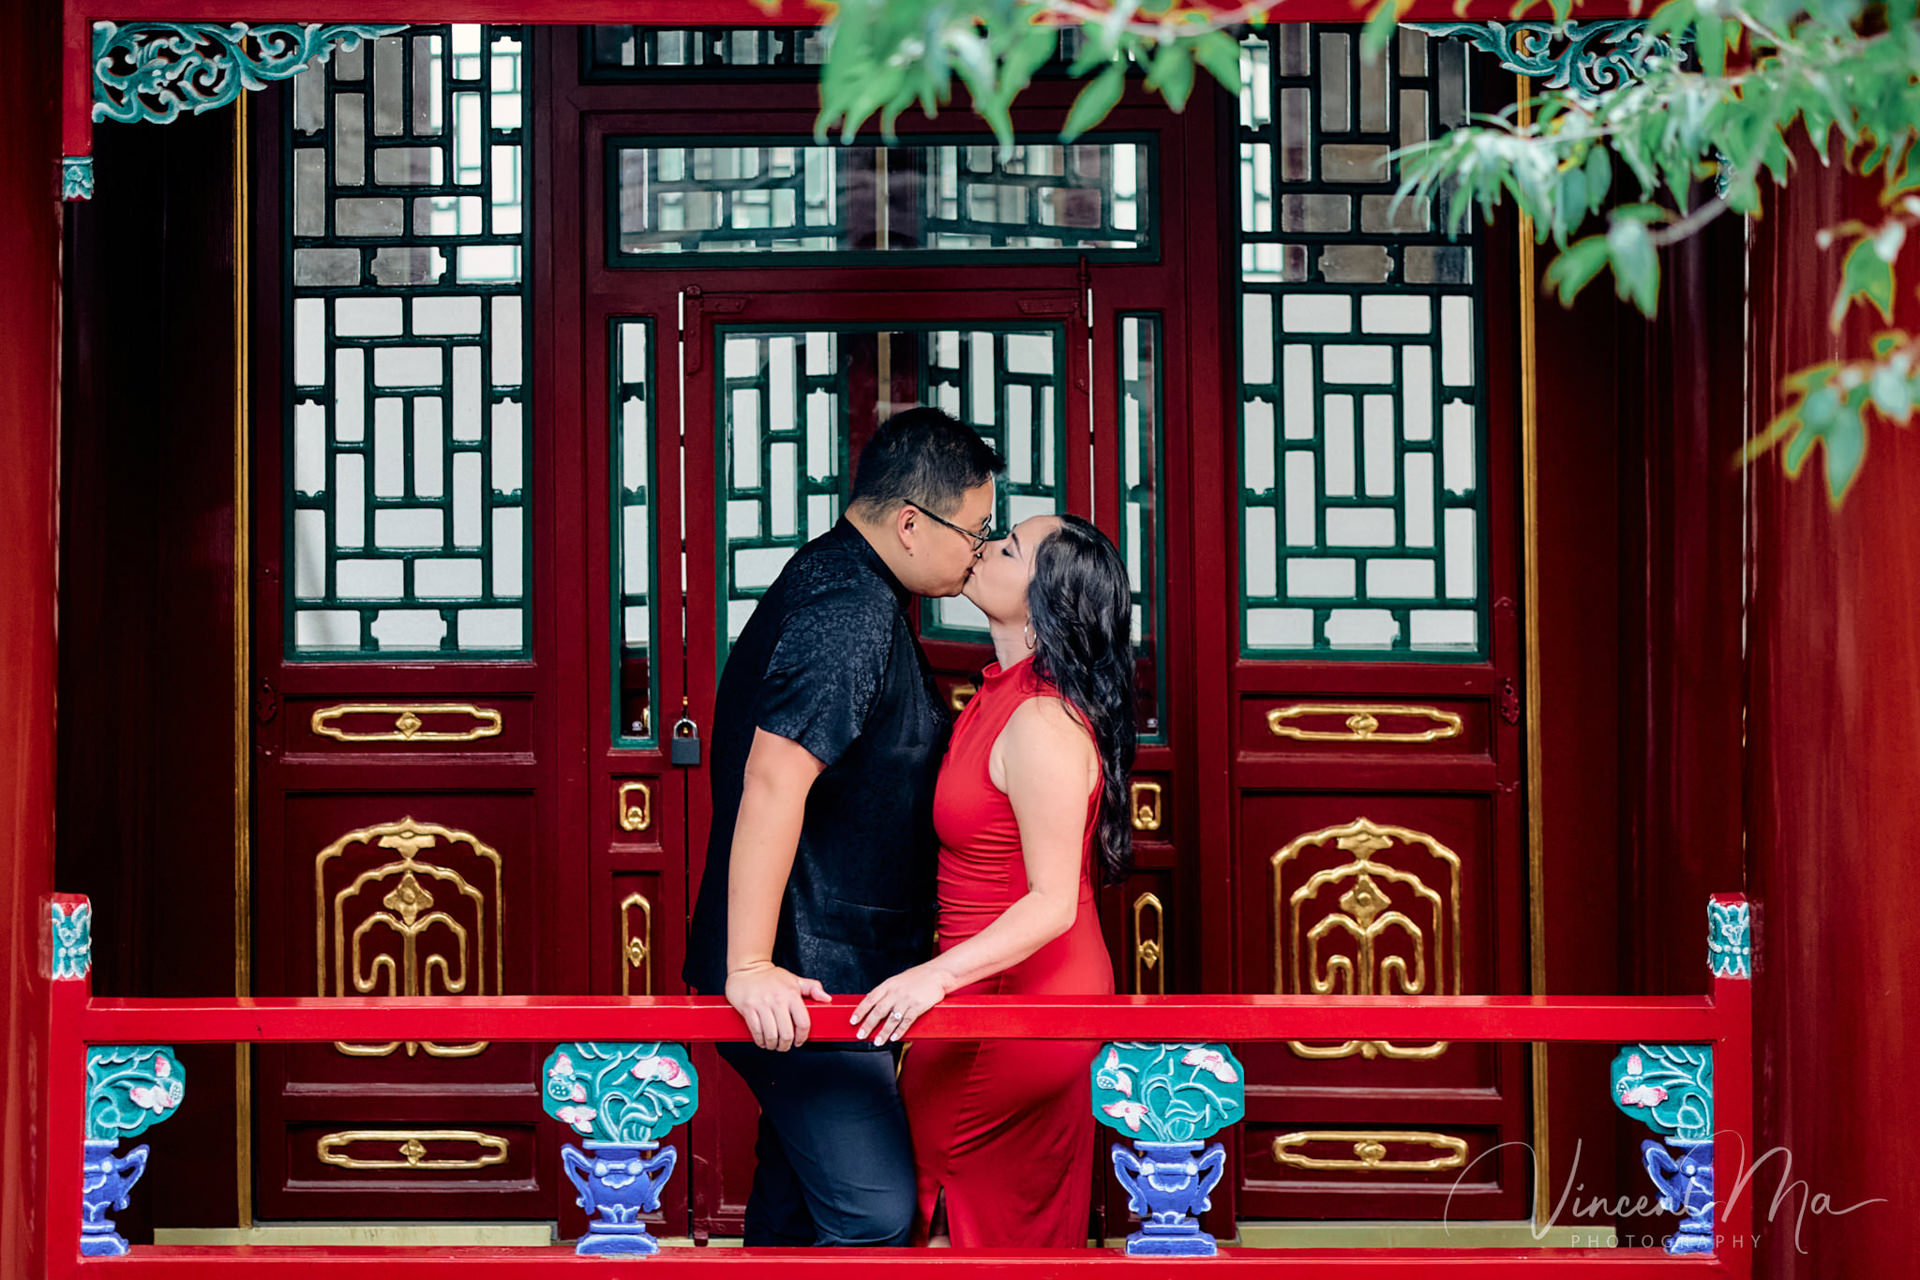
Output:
[907, 503, 996, 555]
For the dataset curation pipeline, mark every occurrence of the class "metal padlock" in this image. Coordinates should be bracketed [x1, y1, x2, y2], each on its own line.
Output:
[670, 713, 701, 767]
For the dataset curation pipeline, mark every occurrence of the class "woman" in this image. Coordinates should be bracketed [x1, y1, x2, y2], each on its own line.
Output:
[850, 513, 1135, 1248]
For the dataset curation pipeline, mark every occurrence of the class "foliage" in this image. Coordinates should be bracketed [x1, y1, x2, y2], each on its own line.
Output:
[542, 1043, 698, 1145]
[816, 0, 1920, 504]
[1091, 1042, 1244, 1142]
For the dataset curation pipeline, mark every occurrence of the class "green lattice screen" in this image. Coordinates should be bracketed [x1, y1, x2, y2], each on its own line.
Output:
[715, 325, 1067, 664]
[608, 137, 1153, 263]
[285, 24, 531, 657]
[1235, 26, 1486, 660]
[581, 26, 1091, 80]
[612, 320, 656, 745]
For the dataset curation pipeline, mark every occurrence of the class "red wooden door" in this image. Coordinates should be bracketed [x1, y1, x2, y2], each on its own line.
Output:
[1207, 26, 1534, 1221]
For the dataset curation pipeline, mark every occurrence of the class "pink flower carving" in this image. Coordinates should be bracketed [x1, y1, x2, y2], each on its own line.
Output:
[1102, 1100, 1149, 1132]
[549, 1053, 574, 1079]
[555, 1105, 597, 1134]
[154, 1057, 172, 1080]
[631, 1055, 690, 1088]
[1182, 1048, 1239, 1083]
[1618, 1083, 1669, 1108]
[127, 1085, 174, 1115]
[569, 1083, 587, 1103]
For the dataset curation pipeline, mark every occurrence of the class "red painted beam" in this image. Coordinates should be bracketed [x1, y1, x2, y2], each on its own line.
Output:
[76, 993, 1726, 1045]
[73, 1246, 1732, 1278]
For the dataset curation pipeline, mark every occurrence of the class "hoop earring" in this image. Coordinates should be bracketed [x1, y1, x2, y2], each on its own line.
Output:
[1023, 621, 1035, 651]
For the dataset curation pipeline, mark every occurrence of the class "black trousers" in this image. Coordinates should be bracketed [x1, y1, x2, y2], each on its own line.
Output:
[717, 1040, 916, 1247]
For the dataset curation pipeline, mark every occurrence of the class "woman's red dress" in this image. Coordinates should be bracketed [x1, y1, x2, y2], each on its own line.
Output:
[899, 655, 1113, 1247]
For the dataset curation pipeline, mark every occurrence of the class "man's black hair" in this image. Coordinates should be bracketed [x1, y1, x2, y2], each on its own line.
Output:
[848, 407, 1006, 521]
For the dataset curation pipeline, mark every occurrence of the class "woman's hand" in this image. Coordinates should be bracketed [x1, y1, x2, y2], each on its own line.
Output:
[851, 963, 955, 1045]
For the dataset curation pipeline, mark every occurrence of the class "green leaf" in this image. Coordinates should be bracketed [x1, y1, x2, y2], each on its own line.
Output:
[1607, 214, 1661, 317]
[1583, 145, 1612, 212]
[1191, 30, 1244, 94]
[1822, 407, 1867, 501]
[1143, 38, 1196, 112]
[1361, 0, 1405, 62]
[1544, 235, 1612, 306]
[1062, 63, 1127, 142]
[1870, 364, 1912, 421]
[1696, 16, 1729, 77]
[1834, 239, 1896, 329]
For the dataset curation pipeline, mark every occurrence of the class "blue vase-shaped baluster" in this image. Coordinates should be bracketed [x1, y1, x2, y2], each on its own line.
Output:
[79, 1138, 150, 1257]
[1642, 1138, 1714, 1255]
[1111, 1140, 1228, 1257]
[562, 1140, 678, 1256]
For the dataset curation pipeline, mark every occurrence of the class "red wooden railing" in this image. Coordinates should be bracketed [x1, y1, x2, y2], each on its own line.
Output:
[39, 894, 1754, 1279]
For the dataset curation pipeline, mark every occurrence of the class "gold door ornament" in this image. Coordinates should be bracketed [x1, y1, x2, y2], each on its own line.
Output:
[1266, 703, 1463, 745]
[314, 817, 505, 1058]
[316, 1129, 510, 1172]
[1271, 817, 1463, 1061]
[621, 892, 653, 996]
[618, 782, 653, 833]
[1270, 1130, 1468, 1174]
[1130, 781, 1164, 832]
[1132, 892, 1165, 994]
[948, 682, 978, 713]
[309, 702, 504, 744]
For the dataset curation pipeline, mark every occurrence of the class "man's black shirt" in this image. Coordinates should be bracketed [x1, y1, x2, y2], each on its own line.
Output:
[682, 520, 950, 998]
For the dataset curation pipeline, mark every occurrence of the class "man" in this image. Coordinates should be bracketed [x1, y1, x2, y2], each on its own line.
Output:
[683, 407, 1005, 1247]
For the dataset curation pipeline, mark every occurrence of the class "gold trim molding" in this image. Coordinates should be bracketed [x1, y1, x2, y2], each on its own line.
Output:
[315, 817, 504, 1058]
[1130, 781, 1163, 832]
[1272, 817, 1462, 1061]
[1271, 1130, 1469, 1174]
[1131, 892, 1165, 994]
[1266, 703, 1464, 745]
[621, 892, 653, 996]
[310, 702, 504, 744]
[316, 1130, 509, 1172]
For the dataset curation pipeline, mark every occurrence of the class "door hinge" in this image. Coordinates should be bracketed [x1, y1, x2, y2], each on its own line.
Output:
[681, 286, 748, 376]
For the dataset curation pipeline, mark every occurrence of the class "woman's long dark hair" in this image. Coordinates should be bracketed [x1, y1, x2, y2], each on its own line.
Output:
[1027, 515, 1135, 885]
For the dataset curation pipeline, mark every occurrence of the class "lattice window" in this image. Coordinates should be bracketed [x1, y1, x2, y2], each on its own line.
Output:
[920, 328, 1066, 640]
[719, 331, 848, 650]
[613, 320, 656, 744]
[584, 26, 831, 77]
[1236, 26, 1485, 659]
[286, 24, 530, 657]
[715, 326, 1066, 657]
[582, 26, 1088, 79]
[1120, 314, 1166, 740]
[609, 139, 1153, 262]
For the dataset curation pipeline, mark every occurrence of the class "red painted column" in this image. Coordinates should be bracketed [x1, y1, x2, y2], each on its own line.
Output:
[0, 0, 67, 1274]
[1746, 144, 1920, 1276]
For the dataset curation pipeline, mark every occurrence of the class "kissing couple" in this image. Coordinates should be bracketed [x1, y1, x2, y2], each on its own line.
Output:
[684, 407, 1136, 1248]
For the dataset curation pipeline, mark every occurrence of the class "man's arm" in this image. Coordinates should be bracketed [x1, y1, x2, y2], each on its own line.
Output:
[724, 727, 832, 1051]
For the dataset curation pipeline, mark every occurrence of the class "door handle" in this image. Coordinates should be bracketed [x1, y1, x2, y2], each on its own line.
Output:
[618, 782, 652, 833]
[1132, 892, 1165, 995]
[1130, 781, 1163, 832]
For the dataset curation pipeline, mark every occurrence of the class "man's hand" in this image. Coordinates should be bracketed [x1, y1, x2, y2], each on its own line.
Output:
[726, 961, 832, 1051]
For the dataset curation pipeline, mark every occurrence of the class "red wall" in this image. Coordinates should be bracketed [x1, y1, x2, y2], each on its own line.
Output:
[1747, 145, 1920, 1276]
[0, 0, 66, 1272]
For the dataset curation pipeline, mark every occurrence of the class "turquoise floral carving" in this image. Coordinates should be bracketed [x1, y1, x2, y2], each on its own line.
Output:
[1415, 22, 1685, 100]
[86, 1046, 185, 1141]
[1709, 899, 1751, 978]
[1610, 1045, 1713, 1143]
[62, 158, 95, 202]
[543, 1043, 698, 1144]
[92, 22, 405, 126]
[1091, 1043, 1244, 1143]
[50, 900, 91, 980]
